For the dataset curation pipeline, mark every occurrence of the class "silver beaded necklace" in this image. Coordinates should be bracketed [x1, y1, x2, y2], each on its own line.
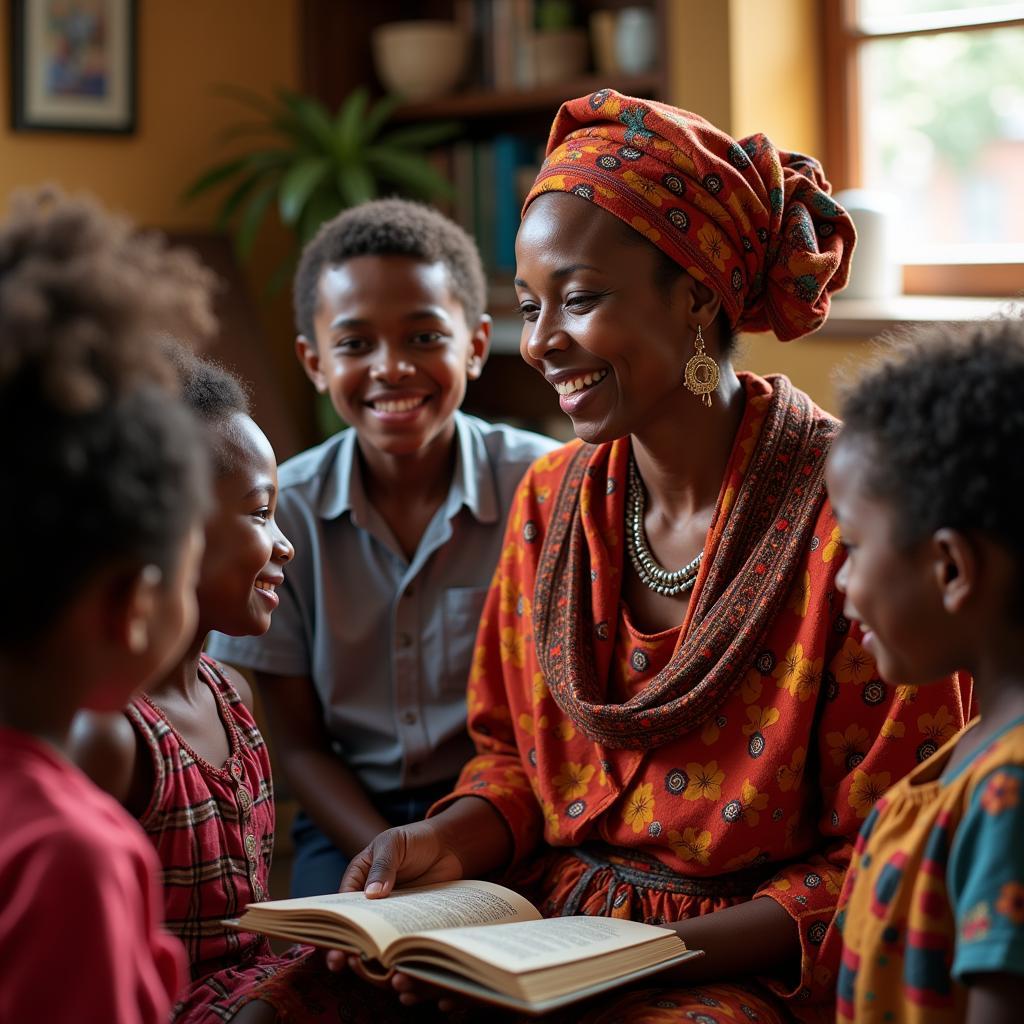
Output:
[625, 456, 703, 596]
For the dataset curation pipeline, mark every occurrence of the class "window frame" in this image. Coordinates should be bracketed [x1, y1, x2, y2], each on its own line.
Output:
[821, 0, 1024, 296]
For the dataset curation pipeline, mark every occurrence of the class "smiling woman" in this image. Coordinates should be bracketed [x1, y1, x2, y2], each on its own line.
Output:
[310, 91, 974, 1024]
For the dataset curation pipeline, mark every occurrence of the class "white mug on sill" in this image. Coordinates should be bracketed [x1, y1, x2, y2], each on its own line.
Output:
[833, 189, 902, 300]
[614, 7, 656, 75]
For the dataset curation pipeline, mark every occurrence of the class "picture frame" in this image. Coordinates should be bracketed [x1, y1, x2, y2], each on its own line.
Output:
[10, 0, 137, 134]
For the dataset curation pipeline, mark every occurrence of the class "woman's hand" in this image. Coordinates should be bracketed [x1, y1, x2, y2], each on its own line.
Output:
[340, 818, 464, 898]
[326, 797, 513, 985]
[326, 819, 464, 975]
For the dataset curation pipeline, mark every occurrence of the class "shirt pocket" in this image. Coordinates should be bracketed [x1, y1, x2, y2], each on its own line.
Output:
[442, 586, 488, 697]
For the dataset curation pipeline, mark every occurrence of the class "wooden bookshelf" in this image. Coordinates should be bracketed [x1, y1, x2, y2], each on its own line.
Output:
[393, 71, 663, 122]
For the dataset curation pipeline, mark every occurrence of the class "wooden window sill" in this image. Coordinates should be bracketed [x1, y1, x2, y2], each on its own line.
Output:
[491, 296, 1019, 352]
[815, 294, 1019, 339]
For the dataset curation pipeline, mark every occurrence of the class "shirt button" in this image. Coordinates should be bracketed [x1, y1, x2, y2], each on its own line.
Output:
[245, 833, 258, 859]
[402, 711, 418, 725]
[397, 632, 413, 649]
[237, 787, 252, 818]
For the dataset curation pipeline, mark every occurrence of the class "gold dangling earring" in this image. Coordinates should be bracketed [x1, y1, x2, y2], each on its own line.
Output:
[683, 324, 719, 408]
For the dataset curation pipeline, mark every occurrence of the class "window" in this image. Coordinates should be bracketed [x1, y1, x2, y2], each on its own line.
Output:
[823, 1, 1024, 295]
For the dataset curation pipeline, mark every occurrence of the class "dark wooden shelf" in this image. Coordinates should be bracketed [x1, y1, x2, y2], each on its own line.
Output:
[392, 71, 662, 122]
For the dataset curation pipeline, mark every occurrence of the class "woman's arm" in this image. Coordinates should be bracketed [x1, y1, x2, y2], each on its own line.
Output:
[255, 670, 392, 858]
[666, 896, 802, 986]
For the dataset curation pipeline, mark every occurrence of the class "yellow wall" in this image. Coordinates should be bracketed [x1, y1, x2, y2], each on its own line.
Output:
[0, 0, 299, 227]
[0, 0, 309, 443]
[734, 333, 866, 413]
[666, 0, 866, 414]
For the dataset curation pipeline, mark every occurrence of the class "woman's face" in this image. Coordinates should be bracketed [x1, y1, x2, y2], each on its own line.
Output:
[515, 192, 697, 444]
[195, 413, 294, 639]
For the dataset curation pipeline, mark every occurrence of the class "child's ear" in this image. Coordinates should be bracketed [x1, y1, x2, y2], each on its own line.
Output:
[931, 528, 976, 614]
[111, 564, 164, 655]
[295, 335, 327, 393]
[466, 315, 491, 381]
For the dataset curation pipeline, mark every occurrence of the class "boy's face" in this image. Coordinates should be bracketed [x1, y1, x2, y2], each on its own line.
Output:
[297, 255, 489, 460]
[196, 413, 294, 640]
[826, 436, 950, 687]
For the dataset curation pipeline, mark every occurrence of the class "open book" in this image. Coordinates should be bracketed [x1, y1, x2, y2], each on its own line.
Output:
[228, 879, 701, 1014]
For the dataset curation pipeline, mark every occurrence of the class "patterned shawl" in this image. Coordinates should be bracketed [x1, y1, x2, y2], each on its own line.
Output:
[533, 374, 838, 749]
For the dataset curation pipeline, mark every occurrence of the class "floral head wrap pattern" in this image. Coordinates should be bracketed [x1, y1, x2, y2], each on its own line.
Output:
[523, 89, 856, 341]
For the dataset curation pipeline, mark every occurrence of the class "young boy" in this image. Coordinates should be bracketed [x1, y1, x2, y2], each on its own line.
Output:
[207, 199, 557, 897]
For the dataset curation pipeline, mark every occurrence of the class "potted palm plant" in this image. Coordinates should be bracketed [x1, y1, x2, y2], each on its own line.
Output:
[185, 85, 458, 280]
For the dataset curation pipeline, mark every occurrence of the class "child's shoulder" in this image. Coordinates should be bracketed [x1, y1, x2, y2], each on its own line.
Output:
[199, 653, 254, 712]
[460, 413, 559, 459]
[2, 729, 148, 869]
[277, 428, 354, 495]
[968, 717, 1024, 788]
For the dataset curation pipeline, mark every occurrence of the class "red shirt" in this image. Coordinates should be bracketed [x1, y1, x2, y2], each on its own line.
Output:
[0, 727, 185, 1023]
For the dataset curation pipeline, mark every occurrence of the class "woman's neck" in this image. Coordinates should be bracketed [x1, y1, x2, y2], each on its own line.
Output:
[631, 363, 746, 519]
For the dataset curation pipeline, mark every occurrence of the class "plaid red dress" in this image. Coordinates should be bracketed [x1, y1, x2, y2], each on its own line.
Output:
[128, 655, 305, 1022]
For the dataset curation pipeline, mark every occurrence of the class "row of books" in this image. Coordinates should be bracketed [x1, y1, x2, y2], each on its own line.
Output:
[456, 0, 556, 91]
[446, 135, 546, 289]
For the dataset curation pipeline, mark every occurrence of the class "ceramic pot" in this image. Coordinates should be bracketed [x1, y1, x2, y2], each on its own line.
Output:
[372, 20, 469, 102]
[526, 28, 589, 87]
[614, 6, 656, 75]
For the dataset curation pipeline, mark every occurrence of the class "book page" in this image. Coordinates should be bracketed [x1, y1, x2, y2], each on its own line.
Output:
[392, 915, 676, 973]
[244, 880, 540, 956]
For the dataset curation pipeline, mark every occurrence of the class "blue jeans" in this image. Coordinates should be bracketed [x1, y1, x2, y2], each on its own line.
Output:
[289, 779, 456, 898]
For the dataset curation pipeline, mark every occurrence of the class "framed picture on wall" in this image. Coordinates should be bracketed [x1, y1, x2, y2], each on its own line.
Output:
[10, 0, 137, 133]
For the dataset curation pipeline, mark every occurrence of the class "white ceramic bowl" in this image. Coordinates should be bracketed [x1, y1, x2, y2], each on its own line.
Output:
[372, 20, 469, 102]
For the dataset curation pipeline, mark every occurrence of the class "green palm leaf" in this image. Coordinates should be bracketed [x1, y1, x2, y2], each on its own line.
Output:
[297, 187, 347, 246]
[279, 156, 331, 225]
[361, 93, 403, 143]
[336, 164, 377, 207]
[365, 147, 453, 200]
[276, 89, 339, 156]
[379, 120, 460, 150]
[187, 84, 456, 262]
[182, 155, 252, 201]
[235, 179, 279, 260]
[335, 87, 371, 158]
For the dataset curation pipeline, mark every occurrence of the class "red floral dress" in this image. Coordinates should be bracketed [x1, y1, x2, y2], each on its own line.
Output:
[425, 373, 972, 1023]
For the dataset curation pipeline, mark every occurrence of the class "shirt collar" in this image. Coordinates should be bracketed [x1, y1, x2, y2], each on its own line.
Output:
[316, 411, 499, 525]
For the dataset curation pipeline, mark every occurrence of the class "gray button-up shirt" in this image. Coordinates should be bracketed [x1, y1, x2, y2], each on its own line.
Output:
[206, 412, 558, 794]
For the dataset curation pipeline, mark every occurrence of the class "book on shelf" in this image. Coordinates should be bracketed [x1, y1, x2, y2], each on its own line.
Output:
[226, 878, 701, 1015]
[451, 135, 543, 278]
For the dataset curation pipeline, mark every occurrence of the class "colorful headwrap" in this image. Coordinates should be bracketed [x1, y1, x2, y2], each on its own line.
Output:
[524, 90, 856, 341]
